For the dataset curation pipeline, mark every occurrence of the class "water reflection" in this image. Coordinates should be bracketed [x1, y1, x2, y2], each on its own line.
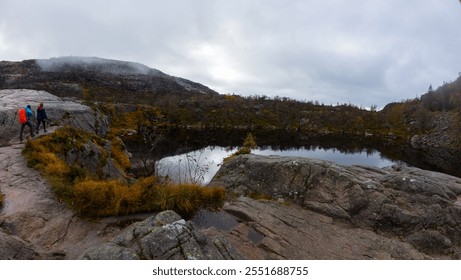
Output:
[126, 128, 460, 181]
[158, 145, 396, 185]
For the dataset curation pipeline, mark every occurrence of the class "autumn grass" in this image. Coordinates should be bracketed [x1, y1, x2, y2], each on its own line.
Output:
[73, 178, 225, 218]
[22, 126, 226, 218]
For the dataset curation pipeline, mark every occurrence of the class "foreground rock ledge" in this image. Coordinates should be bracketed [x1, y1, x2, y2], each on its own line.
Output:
[209, 154, 461, 259]
[80, 210, 244, 260]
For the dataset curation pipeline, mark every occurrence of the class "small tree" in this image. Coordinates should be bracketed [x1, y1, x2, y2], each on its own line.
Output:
[135, 124, 164, 177]
[236, 133, 257, 155]
[223, 132, 258, 164]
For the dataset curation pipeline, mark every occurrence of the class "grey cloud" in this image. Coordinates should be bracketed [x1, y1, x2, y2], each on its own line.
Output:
[1, 0, 461, 107]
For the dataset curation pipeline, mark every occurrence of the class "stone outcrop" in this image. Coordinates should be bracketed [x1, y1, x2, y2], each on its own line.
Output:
[202, 197, 425, 259]
[80, 210, 243, 260]
[0, 89, 108, 146]
[209, 154, 461, 259]
[62, 133, 128, 180]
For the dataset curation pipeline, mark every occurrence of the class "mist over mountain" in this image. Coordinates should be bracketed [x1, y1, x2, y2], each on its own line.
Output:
[0, 57, 218, 103]
[36, 56, 161, 76]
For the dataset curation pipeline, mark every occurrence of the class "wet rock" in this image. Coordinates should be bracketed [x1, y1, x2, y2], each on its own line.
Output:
[210, 154, 461, 259]
[80, 210, 244, 260]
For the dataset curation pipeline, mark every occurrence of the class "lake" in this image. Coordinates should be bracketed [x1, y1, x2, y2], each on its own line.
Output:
[157, 145, 397, 185]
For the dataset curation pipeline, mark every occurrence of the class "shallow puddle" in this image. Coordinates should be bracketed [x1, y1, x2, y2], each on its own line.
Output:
[192, 209, 238, 230]
[192, 209, 263, 243]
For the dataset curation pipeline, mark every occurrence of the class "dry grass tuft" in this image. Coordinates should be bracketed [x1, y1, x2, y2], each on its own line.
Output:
[22, 126, 226, 218]
[72, 179, 225, 218]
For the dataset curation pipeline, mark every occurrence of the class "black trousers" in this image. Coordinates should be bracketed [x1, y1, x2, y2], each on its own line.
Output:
[36, 119, 47, 132]
[20, 120, 34, 140]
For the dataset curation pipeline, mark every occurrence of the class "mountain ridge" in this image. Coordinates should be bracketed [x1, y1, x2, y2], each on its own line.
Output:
[0, 57, 218, 102]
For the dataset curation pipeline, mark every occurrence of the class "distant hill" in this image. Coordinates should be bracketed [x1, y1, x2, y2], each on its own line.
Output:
[0, 57, 218, 103]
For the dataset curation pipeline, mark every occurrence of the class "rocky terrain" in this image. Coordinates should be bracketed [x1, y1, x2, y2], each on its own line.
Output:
[0, 90, 240, 260]
[209, 154, 461, 259]
[1, 87, 461, 259]
[0, 140, 240, 260]
[0, 89, 108, 146]
[78, 152, 461, 260]
[80, 210, 242, 260]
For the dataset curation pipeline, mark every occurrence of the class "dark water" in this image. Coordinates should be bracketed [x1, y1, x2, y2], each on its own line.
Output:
[158, 145, 397, 184]
[192, 209, 264, 243]
[126, 128, 457, 183]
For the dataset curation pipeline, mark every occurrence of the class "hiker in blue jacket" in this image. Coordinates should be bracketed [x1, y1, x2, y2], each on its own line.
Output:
[19, 105, 35, 141]
[35, 103, 48, 133]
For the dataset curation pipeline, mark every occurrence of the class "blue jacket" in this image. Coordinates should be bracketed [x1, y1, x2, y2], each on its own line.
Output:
[25, 107, 33, 120]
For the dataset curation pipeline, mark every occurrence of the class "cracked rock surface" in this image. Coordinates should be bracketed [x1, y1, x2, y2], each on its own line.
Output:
[209, 154, 461, 259]
[80, 210, 244, 260]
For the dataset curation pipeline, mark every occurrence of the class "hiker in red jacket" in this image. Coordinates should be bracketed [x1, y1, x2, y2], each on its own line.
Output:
[19, 105, 35, 142]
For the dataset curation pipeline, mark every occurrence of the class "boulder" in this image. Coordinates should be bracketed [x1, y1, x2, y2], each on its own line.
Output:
[210, 154, 461, 259]
[80, 210, 244, 260]
[0, 89, 108, 146]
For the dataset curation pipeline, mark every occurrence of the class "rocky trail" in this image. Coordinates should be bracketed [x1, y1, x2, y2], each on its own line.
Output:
[0, 135, 116, 259]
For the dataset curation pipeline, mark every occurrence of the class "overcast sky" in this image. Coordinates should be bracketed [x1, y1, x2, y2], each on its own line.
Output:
[1, 0, 460, 108]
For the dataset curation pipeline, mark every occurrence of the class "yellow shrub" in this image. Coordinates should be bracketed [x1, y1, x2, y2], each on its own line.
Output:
[43, 154, 70, 176]
[145, 183, 226, 218]
[73, 180, 140, 216]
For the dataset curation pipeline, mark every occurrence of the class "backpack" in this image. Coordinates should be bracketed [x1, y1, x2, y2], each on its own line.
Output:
[18, 108, 27, 124]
